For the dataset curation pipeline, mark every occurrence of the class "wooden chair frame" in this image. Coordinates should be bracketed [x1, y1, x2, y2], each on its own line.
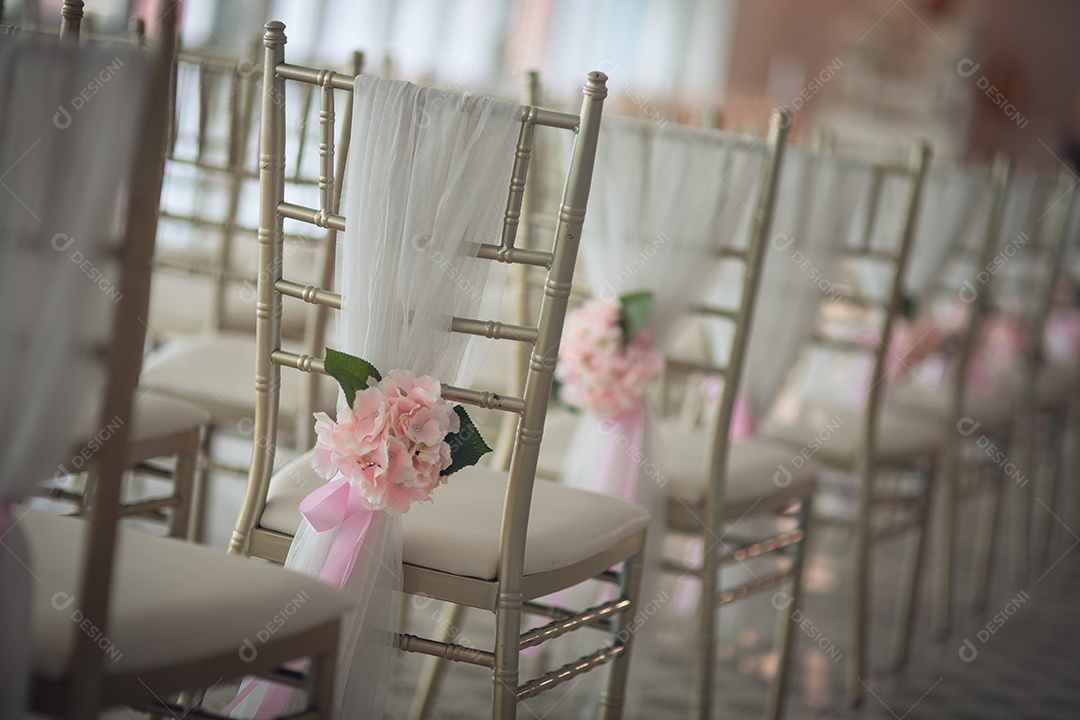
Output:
[229, 21, 648, 719]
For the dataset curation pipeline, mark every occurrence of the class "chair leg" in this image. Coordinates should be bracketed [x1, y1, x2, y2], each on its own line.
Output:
[189, 424, 212, 542]
[310, 643, 339, 719]
[1031, 412, 1062, 573]
[893, 459, 935, 668]
[970, 473, 1004, 613]
[407, 603, 468, 720]
[1010, 424, 1034, 587]
[694, 526, 722, 720]
[766, 496, 813, 720]
[845, 457, 874, 707]
[600, 541, 646, 720]
[492, 592, 522, 720]
[168, 430, 202, 539]
[932, 443, 958, 641]
[1066, 400, 1080, 535]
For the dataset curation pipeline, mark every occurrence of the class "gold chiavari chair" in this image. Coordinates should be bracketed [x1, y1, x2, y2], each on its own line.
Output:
[991, 171, 1076, 588]
[229, 21, 651, 719]
[3, 13, 356, 719]
[650, 110, 818, 720]
[9, 2, 212, 541]
[760, 141, 935, 705]
[883, 156, 1013, 632]
[140, 47, 358, 473]
[1031, 181, 1080, 558]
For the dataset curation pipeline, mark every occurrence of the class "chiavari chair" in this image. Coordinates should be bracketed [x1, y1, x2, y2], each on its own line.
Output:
[1032, 184, 1080, 551]
[992, 171, 1076, 589]
[0, 12, 356, 718]
[140, 47, 360, 472]
[759, 140, 935, 704]
[228, 21, 651, 719]
[8, 2, 212, 541]
[882, 156, 1013, 631]
[652, 110, 818, 720]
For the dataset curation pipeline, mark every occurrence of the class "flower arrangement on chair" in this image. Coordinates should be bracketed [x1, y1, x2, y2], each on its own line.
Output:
[556, 292, 663, 417]
[308, 349, 491, 515]
[226, 352, 492, 716]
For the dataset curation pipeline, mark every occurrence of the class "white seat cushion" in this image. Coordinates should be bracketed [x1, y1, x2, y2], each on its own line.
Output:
[654, 423, 818, 516]
[22, 507, 356, 680]
[762, 400, 941, 468]
[887, 375, 1023, 431]
[131, 391, 210, 444]
[261, 453, 651, 581]
[140, 330, 337, 425]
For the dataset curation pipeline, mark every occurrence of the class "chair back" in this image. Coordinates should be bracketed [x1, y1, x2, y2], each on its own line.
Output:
[154, 49, 358, 338]
[232, 21, 608, 609]
[0, 6, 172, 712]
[770, 142, 932, 444]
[656, 110, 790, 500]
[1001, 171, 1078, 403]
[887, 157, 1010, 419]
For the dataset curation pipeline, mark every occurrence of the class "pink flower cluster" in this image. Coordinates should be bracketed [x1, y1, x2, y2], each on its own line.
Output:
[311, 371, 459, 514]
[557, 298, 663, 416]
[1044, 307, 1080, 366]
[885, 317, 947, 378]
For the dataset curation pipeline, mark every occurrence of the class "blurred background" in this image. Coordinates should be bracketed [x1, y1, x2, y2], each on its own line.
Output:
[4, 0, 1079, 172]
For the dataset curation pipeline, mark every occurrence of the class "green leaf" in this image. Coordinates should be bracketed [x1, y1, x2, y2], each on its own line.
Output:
[323, 347, 382, 407]
[550, 375, 579, 414]
[619, 291, 655, 344]
[900, 293, 918, 320]
[441, 405, 492, 476]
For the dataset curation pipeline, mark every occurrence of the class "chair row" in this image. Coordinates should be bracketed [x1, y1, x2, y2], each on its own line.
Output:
[8, 5, 1080, 719]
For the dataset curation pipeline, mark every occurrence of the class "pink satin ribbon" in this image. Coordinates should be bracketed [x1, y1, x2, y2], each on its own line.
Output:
[596, 404, 646, 503]
[224, 478, 375, 718]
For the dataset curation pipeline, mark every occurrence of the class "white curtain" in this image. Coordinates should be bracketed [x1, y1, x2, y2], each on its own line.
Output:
[231, 75, 517, 719]
[268, 0, 507, 88]
[0, 35, 152, 718]
[542, 0, 736, 103]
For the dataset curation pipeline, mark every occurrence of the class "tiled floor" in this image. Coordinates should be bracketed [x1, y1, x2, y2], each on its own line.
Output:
[61, 430, 1080, 719]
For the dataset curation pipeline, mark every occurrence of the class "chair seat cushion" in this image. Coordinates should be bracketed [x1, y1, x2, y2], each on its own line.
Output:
[887, 375, 1023, 431]
[761, 400, 941, 468]
[131, 392, 210, 444]
[655, 424, 819, 515]
[140, 330, 337, 425]
[261, 453, 651, 581]
[22, 507, 356, 680]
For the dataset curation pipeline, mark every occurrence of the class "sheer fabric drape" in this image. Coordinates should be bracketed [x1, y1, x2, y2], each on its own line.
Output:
[552, 119, 754, 716]
[0, 35, 152, 719]
[229, 75, 517, 719]
[713, 149, 868, 420]
[905, 168, 991, 297]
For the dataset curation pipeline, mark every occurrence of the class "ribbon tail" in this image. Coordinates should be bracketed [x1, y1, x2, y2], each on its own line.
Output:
[319, 509, 376, 587]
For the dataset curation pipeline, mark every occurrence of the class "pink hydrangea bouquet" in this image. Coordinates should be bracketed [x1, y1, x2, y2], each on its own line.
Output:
[312, 350, 490, 514]
[556, 292, 663, 417]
